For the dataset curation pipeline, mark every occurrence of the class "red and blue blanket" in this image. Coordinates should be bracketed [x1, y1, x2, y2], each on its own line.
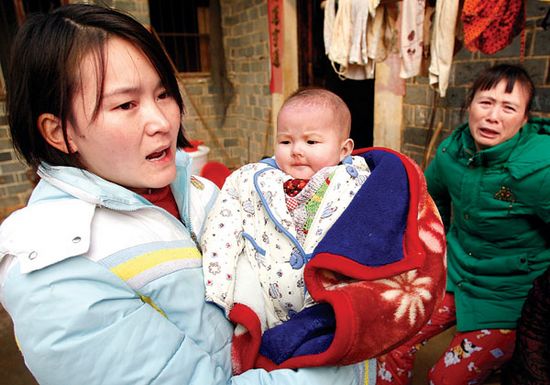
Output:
[229, 147, 447, 373]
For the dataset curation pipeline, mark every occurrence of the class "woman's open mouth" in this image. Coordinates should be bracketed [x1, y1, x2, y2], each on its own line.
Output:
[146, 147, 169, 161]
[479, 127, 498, 138]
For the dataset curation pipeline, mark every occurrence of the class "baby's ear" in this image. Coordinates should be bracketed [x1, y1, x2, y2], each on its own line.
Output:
[37, 113, 76, 154]
[340, 138, 354, 160]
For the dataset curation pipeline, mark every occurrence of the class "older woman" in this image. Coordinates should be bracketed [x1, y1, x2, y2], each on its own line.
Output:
[377, 64, 550, 385]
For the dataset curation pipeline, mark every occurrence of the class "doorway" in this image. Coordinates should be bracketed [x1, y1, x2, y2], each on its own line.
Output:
[297, 1, 375, 149]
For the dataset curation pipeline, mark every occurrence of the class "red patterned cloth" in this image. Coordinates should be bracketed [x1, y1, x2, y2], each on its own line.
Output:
[462, 0, 525, 55]
[283, 178, 309, 197]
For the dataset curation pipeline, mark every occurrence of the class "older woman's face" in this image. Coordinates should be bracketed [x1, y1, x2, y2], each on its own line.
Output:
[468, 79, 529, 150]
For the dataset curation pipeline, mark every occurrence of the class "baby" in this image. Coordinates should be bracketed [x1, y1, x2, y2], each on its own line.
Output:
[201, 88, 446, 375]
[201, 88, 371, 368]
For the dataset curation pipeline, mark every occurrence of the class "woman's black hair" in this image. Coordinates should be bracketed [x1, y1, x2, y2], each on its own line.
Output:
[7, 3, 190, 169]
[461, 64, 536, 119]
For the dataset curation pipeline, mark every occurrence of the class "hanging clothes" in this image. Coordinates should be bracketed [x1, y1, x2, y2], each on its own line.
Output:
[429, 0, 460, 97]
[348, 0, 370, 66]
[399, 0, 426, 79]
[324, 0, 383, 80]
[324, 0, 352, 78]
[368, 0, 380, 17]
[367, 6, 387, 64]
[462, 0, 525, 55]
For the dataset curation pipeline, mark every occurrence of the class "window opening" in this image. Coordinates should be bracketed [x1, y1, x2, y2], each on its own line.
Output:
[148, 0, 210, 73]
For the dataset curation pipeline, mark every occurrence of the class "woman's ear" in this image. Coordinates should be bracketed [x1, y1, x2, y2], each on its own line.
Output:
[340, 138, 354, 160]
[37, 113, 76, 154]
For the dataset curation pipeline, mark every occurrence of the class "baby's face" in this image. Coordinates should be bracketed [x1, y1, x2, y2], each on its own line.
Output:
[275, 105, 352, 179]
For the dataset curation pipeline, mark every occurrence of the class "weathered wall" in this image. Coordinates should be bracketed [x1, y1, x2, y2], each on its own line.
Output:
[0, 102, 31, 219]
[184, 0, 273, 167]
[402, 2, 550, 167]
[0, 0, 276, 218]
[1, 1, 549, 218]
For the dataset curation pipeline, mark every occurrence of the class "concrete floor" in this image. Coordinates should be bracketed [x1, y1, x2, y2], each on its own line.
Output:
[0, 306, 38, 385]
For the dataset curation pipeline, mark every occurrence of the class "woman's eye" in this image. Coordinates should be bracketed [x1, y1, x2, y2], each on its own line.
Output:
[158, 91, 170, 100]
[117, 102, 134, 110]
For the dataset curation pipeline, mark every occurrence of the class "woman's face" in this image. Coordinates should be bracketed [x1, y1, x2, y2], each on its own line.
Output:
[468, 79, 529, 150]
[66, 37, 181, 193]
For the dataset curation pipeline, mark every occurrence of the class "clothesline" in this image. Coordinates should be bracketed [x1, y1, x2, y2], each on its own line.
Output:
[323, 0, 526, 97]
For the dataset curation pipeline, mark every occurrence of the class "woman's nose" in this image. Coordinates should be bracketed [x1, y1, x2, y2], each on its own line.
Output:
[486, 106, 501, 122]
[144, 102, 171, 134]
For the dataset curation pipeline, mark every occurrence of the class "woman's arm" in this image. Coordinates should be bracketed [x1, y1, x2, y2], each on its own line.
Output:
[2, 253, 366, 385]
[232, 362, 367, 385]
[424, 150, 452, 231]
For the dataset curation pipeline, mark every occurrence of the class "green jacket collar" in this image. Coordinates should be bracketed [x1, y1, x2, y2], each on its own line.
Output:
[456, 117, 550, 179]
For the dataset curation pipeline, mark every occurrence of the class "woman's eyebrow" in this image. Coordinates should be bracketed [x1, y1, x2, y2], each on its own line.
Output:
[103, 86, 140, 99]
[103, 81, 164, 99]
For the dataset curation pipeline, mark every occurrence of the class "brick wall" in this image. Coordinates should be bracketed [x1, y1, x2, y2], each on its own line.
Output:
[216, 0, 273, 165]
[0, 102, 33, 219]
[86, 0, 150, 23]
[0, 0, 275, 217]
[2, 1, 548, 217]
[402, 2, 550, 167]
[165, 0, 274, 169]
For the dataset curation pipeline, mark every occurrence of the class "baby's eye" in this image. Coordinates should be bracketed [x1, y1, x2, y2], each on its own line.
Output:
[307, 140, 318, 145]
[279, 140, 290, 145]
[503, 105, 517, 112]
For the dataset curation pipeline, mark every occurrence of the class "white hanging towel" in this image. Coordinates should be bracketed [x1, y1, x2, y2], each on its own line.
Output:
[323, 0, 337, 61]
[367, 6, 387, 64]
[399, 0, 425, 79]
[348, 0, 370, 66]
[429, 0, 459, 97]
[324, 0, 382, 80]
[368, 0, 381, 18]
[324, 0, 352, 77]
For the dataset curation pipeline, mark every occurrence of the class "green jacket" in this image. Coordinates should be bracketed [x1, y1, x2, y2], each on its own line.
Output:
[425, 117, 550, 331]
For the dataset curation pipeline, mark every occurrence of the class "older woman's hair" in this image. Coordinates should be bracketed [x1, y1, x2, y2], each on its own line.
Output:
[462, 64, 535, 118]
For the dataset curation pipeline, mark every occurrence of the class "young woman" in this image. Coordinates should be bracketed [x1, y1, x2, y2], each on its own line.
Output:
[0, 4, 366, 384]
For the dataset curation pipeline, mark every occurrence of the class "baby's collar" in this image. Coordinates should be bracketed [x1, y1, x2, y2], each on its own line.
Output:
[260, 155, 353, 170]
[342, 155, 353, 164]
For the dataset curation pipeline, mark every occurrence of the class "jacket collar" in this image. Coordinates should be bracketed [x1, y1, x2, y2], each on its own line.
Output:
[34, 150, 192, 217]
[458, 123, 519, 168]
[507, 117, 550, 179]
[456, 117, 550, 178]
